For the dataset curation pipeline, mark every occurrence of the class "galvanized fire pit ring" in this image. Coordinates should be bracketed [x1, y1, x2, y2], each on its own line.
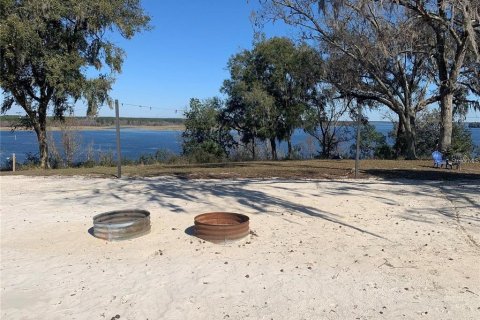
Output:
[93, 209, 151, 241]
[194, 212, 250, 243]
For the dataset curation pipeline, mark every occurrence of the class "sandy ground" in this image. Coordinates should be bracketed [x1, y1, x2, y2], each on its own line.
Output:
[1, 176, 479, 320]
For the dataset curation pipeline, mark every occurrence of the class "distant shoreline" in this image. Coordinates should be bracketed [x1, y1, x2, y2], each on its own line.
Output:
[0, 125, 185, 132]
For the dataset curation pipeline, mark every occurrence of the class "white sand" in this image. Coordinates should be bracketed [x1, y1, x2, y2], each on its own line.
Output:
[1, 176, 479, 319]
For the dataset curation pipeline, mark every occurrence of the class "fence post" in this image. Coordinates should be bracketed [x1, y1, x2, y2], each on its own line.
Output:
[355, 105, 361, 179]
[115, 99, 122, 178]
[12, 153, 15, 172]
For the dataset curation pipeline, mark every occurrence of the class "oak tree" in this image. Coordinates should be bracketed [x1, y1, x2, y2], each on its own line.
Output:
[222, 37, 320, 159]
[392, 0, 480, 151]
[256, 0, 479, 157]
[0, 0, 150, 168]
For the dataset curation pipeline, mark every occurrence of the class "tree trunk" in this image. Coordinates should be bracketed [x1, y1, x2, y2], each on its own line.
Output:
[287, 138, 292, 159]
[321, 137, 328, 158]
[403, 116, 417, 160]
[251, 136, 256, 160]
[325, 131, 334, 159]
[35, 101, 50, 169]
[38, 130, 49, 168]
[435, 24, 454, 153]
[439, 92, 453, 152]
[395, 111, 417, 160]
[33, 124, 50, 169]
[270, 138, 277, 160]
[393, 118, 405, 158]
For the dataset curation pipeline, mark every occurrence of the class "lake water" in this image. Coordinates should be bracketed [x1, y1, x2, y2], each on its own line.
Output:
[1, 122, 479, 165]
[0, 129, 183, 164]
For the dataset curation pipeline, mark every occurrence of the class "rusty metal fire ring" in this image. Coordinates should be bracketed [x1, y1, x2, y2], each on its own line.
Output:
[194, 212, 250, 243]
[93, 209, 151, 241]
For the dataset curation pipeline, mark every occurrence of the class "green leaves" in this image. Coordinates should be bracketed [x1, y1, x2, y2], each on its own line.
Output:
[350, 122, 390, 159]
[0, 0, 150, 168]
[182, 98, 235, 163]
[222, 37, 323, 158]
[0, 0, 150, 115]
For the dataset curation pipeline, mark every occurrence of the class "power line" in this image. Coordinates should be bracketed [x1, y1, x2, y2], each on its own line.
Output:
[121, 102, 151, 110]
[175, 108, 188, 114]
[121, 102, 184, 112]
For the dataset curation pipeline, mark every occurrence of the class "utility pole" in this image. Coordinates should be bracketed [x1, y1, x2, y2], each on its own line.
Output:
[115, 99, 122, 178]
[355, 103, 362, 179]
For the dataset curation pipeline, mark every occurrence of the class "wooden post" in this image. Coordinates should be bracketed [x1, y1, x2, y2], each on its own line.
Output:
[115, 99, 122, 178]
[355, 104, 361, 179]
[12, 153, 15, 172]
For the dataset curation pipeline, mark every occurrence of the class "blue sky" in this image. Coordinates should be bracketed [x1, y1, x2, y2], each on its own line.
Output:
[96, 0, 292, 119]
[2, 0, 479, 121]
[105, 0, 269, 118]
[4, 1, 277, 118]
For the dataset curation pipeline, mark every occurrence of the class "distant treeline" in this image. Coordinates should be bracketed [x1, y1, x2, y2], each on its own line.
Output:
[0, 115, 185, 128]
[469, 122, 480, 128]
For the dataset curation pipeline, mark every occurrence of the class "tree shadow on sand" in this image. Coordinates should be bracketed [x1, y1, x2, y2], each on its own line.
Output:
[355, 173, 480, 226]
[75, 177, 389, 239]
[72, 174, 479, 241]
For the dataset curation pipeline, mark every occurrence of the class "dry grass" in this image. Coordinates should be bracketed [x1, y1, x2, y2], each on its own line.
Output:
[2, 159, 480, 180]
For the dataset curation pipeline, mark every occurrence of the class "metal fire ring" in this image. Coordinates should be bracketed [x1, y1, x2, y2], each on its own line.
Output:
[194, 212, 250, 243]
[93, 209, 151, 241]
